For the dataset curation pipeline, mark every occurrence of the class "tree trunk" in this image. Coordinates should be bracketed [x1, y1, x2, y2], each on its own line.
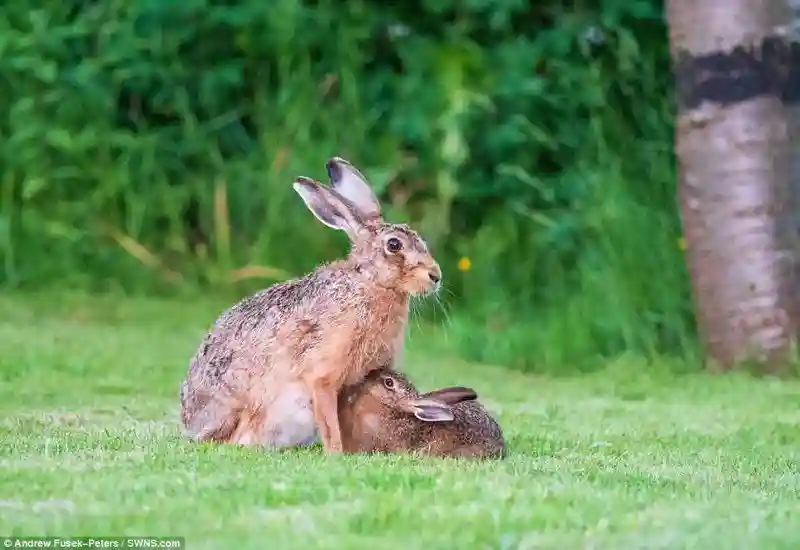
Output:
[667, 0, 800, 372]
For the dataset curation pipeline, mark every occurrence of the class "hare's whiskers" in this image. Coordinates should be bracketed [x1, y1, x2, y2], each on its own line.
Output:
[433, 289, 453, 327]
[409, 297, 424, 336]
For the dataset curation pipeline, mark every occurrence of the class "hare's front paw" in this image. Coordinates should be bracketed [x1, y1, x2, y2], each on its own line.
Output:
[323, 438, 344, 454]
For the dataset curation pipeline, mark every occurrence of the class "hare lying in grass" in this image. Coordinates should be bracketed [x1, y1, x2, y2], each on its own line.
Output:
[179, 158, 442, 453]
[338, 368, 506, 459]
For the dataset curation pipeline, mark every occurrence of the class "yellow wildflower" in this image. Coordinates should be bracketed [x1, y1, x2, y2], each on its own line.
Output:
[457, 257, 472, 272]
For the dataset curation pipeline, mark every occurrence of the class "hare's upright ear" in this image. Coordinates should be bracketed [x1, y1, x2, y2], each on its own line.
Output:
[402, 398, 454, 422]
[293, 176, 367, 241]
[326, 157, 381, 222]
[420, 387, 478, 406]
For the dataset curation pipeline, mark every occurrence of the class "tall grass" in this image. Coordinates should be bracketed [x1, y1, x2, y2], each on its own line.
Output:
[0, 0, 694, 371]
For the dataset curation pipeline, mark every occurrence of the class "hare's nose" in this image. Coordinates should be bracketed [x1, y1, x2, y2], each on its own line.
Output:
[428, 267, 441, 284]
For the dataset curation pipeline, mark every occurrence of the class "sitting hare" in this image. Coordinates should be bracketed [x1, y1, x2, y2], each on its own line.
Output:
[338, 368, 506, 459]
[179, 158, 442, 453]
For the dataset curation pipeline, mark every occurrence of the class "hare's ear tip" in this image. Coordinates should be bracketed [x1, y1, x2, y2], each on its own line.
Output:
[326, 157, 350, 179]
[293, 176, 317, 189]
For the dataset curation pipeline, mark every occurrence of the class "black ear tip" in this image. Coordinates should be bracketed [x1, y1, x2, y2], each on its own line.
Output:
[326, 158, 342, 181]
[453, 386, 478, 400]
[422, 386, 478, 404]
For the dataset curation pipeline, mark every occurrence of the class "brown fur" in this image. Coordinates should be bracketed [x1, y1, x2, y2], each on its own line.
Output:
[338, 368, 506, 459]
[179, 158, 441, 453]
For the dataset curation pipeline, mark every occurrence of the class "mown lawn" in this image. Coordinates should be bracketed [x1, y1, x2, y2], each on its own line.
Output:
[0, 292, 798, 549]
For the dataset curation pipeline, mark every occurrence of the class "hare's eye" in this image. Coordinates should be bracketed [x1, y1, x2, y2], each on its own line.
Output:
[383, 377, 395, 390]
[386, 237, 403, 253]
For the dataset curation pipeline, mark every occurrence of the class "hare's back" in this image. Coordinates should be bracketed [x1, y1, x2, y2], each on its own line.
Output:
[193, 273, 340, 368]
[449, 400, 506, 458]
[212, 275, 330, 331]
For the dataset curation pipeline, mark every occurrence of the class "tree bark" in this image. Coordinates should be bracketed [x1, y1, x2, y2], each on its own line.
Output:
[667, 0, 800, 372]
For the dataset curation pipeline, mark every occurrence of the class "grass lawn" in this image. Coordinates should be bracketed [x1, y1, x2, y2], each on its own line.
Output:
[0, 292, 798, 549]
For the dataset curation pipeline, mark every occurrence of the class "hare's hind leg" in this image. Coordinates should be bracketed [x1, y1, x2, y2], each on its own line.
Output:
[184, 397, 243, 443]
[228, 409, 265, 446]
[191, 402, 267, 447]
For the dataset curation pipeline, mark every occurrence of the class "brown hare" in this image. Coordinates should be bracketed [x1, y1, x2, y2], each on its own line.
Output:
[338, 368, 506, 459]
[179, 158, 442, 453]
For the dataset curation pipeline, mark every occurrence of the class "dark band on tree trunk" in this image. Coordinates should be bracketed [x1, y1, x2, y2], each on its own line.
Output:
[674, 36, 800, 111]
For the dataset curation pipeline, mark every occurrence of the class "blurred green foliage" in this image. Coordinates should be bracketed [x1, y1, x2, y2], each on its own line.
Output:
[0, 0, 696, 370]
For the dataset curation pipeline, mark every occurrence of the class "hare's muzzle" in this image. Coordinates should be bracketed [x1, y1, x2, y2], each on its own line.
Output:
[424, 263, 442, 293]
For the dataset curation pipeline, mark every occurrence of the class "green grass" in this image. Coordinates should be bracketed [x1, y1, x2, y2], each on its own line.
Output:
[1, 292, 798, 549]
